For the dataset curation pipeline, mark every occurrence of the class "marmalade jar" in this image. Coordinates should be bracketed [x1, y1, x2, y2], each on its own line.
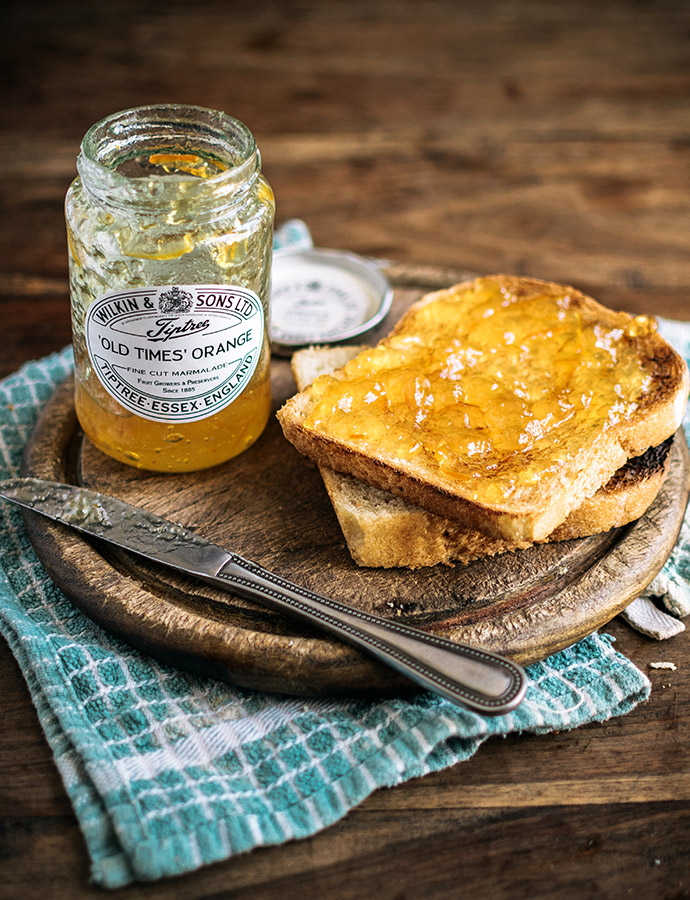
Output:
[65, 104, 275, 472]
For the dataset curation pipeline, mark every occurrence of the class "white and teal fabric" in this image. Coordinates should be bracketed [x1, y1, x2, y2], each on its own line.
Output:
[0, 229, 688, 887]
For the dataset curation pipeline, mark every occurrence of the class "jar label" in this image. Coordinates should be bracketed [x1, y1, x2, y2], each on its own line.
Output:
[85, 284, 265, 423]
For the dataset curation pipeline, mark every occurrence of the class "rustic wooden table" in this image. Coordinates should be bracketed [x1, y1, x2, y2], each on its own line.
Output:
[2, 1, 689, 897]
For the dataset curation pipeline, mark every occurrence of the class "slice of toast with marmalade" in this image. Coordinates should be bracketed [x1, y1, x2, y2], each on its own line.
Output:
[278, 275, 689, 546]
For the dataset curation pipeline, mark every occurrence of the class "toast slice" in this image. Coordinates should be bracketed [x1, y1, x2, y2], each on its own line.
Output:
[278, 276, 689, 544]
[291, 344, 674, 568]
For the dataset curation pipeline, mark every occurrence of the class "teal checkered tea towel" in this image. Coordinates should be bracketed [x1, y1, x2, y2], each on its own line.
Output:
[0, 240, 687, 886]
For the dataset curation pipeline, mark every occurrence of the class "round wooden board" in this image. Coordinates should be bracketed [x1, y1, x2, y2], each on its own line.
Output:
[21, 265, 690, 697]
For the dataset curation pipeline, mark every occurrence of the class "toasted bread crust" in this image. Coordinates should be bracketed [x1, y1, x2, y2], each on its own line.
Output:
[320, 454, 671, 568]
[547, 439, 672, 541]
[278, 276, 689, 543]
[318, 440, 672, 568]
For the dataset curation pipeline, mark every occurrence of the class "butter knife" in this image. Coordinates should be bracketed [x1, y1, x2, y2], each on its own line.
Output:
[0, 477, 527, 715]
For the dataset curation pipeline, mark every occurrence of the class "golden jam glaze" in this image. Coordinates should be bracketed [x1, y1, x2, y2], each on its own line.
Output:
[302, 277, 657, 504]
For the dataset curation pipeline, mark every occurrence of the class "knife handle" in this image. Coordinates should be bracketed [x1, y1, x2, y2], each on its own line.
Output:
[209, 555, 527, 716]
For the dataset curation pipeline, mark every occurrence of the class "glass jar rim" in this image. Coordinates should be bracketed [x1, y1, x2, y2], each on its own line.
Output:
[77, 104, 261, 215]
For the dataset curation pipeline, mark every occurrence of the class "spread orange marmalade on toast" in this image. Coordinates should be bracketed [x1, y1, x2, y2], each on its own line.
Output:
[300, 277, 659, 505]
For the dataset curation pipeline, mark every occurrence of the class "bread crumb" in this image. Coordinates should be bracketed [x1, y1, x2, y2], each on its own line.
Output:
[649, 661, 677, 670]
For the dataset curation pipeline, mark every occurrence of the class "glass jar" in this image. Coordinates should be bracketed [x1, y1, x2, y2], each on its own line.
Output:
[65, 104, 275, 472]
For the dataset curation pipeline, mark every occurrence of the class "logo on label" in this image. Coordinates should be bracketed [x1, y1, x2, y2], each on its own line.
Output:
[158, 286, 194, 314]
[85, 284, 265, 423]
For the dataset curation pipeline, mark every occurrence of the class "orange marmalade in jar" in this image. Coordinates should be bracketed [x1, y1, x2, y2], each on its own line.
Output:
[65, 104, 275, 472]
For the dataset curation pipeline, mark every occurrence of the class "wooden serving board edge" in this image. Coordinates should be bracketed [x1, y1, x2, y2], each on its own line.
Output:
[16, 260, 690, 696]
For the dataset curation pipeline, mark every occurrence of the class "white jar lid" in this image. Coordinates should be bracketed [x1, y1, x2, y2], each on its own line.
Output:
[269, 247, 393, 354]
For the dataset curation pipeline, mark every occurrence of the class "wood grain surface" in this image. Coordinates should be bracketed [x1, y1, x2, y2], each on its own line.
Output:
[2, 1, 690, 898]
[19, 266, 690, 697]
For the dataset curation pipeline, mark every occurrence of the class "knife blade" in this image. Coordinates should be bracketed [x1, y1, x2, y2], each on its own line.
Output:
[0, 477, 527, 715]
